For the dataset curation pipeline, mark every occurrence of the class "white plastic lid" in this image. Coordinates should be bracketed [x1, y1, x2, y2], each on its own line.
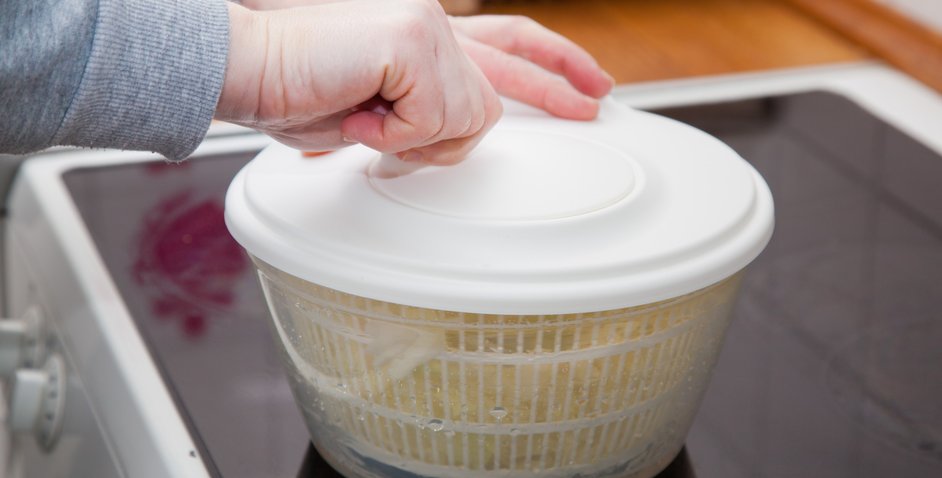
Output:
[225, 98, 773, 314]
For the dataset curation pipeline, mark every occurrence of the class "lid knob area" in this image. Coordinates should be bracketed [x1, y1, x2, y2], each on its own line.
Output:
[367, 129, 640, 221]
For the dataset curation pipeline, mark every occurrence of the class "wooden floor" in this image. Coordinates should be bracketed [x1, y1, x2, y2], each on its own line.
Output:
[479, 0, 870, 83]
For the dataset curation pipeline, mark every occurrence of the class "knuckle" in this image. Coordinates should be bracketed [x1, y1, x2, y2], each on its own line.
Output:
[508, 15, 537, 30]
[469, 101, 488, 134]
[400, 0, 444, 23]
[397, 18, 430, 43]
[415, 119, 441, 141]
[394, 1, 440, 39]
[451, 117, 474, 139]
[469, 111, 485, 135]
[435, 145, 472, 165]
[490, 98, 504, 123]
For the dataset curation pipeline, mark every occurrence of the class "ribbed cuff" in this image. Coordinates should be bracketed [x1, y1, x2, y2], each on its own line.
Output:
[53, 0, 230, 161]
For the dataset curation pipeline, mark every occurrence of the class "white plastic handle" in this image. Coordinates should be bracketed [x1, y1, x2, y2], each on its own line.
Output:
[0, 307, 43, 376]
[9, 368, 46, 432]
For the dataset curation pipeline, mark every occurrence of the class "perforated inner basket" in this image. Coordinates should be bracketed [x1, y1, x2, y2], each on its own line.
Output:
[256, 259, 742, 478]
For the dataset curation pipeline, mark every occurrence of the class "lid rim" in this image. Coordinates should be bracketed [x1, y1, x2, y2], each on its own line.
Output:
[225, 98, 775, 314]
[225, 167, 773, 315]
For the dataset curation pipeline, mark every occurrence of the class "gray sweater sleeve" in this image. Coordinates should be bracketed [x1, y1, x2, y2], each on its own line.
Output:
[0, 0, 230, 161]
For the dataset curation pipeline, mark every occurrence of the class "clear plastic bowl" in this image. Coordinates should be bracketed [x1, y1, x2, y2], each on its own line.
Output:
[254, 258, 743, 478]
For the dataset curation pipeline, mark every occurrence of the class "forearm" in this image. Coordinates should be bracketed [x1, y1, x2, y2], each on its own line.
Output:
[240, 0, 480, 15]
[239, 0, 342, 10]
[217, 3, 267, 123]
[1, 0, 230, 160]
[0, 0, 97, 154]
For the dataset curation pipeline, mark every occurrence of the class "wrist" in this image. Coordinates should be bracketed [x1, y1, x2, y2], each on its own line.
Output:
[217, 3, 268, 123]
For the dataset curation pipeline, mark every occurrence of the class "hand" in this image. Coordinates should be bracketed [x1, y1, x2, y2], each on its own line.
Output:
[239, 1, 614, 121]
[218, 0, 502, 165]
[449, 15, 614, 120]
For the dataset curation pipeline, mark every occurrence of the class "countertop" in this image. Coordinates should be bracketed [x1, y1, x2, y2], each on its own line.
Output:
[478, 0, 942, 92]
[479, 0, 869, 83]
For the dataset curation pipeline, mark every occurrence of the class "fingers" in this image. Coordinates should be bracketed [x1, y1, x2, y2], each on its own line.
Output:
[401, 127, 482, 165]
[459, 37, 599, 121]
[341, 84, 497, 165]
[254, 1, 510, 165]
[406, 72, 503, 165]
[340, 87, 449, 154]
[341, 50, 501, 165]
[450, 15, 614, 99]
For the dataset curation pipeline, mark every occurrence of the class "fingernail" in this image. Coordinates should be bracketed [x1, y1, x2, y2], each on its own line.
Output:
[400, 151, 423, 162]
[342, 135, 355, 143]
[604, 71, 616, 86]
